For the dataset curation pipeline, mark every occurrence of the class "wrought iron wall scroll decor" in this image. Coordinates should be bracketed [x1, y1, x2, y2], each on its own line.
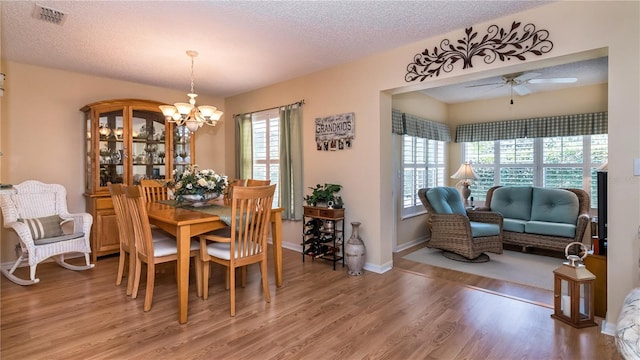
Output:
[405, 21, 553, 82]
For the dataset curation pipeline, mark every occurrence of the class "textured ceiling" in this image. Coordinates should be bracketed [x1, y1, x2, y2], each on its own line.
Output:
[1, 0, 576, 100]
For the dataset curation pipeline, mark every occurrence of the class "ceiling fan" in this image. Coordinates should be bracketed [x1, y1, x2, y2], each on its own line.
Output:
[467, 72, 578, 103]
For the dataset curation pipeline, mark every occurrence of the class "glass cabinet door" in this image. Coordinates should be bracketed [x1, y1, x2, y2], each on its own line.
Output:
[173, 125, 194, 176]
[131, 109, 167, 184]
[98, 109, 126, 187]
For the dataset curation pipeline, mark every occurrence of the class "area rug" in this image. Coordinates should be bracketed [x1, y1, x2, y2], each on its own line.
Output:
[402, 247, 564, 291]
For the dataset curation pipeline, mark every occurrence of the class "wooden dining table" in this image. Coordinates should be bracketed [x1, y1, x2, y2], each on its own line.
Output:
[146, 200, 284, 324]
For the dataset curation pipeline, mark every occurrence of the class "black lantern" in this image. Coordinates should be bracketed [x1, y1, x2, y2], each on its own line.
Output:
[551, 242, 597, 328]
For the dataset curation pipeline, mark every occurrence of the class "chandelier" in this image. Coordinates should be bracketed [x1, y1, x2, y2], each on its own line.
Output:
[159, 50, 223, 132]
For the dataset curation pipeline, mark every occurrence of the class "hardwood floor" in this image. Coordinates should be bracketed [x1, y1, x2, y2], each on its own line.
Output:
[1, 246, 620, 359]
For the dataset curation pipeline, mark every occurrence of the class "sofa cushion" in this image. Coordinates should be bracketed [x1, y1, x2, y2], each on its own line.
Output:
[503, 218, 527, 233]
[426, 187, 466, 215]
[469, 221, 501, 237]
[525, 220, 577, 238]
[490, 186, 533, 220]
[530, 187, 579, 224]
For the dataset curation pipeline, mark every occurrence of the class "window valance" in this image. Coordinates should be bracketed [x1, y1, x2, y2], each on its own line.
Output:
[455, 111, 608, 142]
[392, 109, 452, 142]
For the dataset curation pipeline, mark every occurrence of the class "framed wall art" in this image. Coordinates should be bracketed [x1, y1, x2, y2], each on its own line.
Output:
[315, 112, 355, 151]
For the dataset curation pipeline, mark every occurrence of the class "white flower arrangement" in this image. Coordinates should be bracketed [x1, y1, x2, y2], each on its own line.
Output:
[167, 165, 228, 202]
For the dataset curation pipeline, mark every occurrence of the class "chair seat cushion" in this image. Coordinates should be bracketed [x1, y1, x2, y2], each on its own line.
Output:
[206, 241, 263, 260]
[153, 239, 199, 257]
[34, 232, 84, 245]
[18, 215, 64, 240]
[469, 221, 501, 238]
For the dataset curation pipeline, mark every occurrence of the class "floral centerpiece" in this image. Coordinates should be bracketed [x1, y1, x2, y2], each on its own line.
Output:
[167, 164, 228, 205]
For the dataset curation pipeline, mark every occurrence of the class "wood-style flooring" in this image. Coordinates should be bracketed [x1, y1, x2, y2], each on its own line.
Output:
[1, 245, 620, 360]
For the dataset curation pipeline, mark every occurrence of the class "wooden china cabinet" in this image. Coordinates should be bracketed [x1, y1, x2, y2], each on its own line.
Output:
[81, 99, 196, 261]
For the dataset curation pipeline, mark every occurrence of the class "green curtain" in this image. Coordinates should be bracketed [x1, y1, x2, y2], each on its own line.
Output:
[279, 104, 303, 220]
[234, 113, 253, 180]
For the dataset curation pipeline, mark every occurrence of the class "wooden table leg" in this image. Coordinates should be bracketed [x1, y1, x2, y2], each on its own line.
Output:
[271, 210, 283, 287]
[177, 225, 191, 324]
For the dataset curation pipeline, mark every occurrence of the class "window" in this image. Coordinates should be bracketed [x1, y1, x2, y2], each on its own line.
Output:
[402, 135, 446, 216]
[251, 109, 280, 206]
[463, 134, 607, 207]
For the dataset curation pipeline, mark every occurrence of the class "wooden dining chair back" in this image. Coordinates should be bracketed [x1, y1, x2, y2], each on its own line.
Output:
[124, 185, 202, 311]
[223, 179, 246, 205]
[245, 179, 271, 186]
[199, 184, 276, 316]
[108, 183, 136, 295]
[140, 179, 169, 202]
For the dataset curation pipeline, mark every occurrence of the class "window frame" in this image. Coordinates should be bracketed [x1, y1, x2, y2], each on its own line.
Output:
[463, 134, 607, 209]
[401, 135, 446, 218]
[251, 108, 280, 206]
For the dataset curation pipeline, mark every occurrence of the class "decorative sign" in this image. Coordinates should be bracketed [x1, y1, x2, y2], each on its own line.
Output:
[405, 21, 554, 82]
[315, 112, 355, 151]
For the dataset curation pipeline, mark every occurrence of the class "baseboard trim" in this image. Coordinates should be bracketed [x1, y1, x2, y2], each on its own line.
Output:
[394, 237, 428, 253]
[601, 318, 617, 336]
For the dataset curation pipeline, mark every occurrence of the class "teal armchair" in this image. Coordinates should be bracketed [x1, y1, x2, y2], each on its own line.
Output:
[418, 187, 503, 261]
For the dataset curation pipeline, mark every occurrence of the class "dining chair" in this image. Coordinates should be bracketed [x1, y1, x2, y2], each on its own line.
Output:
[124, 185, 202, 311]
[223, 179, 246, 206]
[108, 183, 136, 295]
[140, 179, 169, 202]
[245, 179, 271, 186]
[110, 183, 177, 295]
[199, 184, 276, 316]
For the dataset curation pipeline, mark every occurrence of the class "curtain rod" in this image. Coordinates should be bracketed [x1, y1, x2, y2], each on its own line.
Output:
[232, 99, 305, 118]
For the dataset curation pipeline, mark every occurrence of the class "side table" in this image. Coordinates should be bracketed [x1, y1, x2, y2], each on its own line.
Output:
[584, 254, 607, 318]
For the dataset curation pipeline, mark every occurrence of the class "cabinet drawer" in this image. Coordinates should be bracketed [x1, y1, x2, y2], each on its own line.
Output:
[95, 197, 114, 210]
[303, 206, 344, 219]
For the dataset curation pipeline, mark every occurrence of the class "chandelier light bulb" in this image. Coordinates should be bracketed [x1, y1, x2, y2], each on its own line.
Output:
[159, 50, 223, 132]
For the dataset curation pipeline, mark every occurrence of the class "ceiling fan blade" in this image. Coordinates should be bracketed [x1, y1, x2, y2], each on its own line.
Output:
[514, 72, 541, 82]
[528, 77, 578, 84]
[512, 84, 531, 96]
[465, 82, 505, 88]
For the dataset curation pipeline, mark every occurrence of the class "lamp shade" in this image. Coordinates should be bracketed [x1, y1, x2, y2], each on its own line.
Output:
[451, 162, 479, 180]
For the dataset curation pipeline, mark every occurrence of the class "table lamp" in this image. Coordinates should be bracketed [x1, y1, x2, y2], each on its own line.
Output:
[451, 162, 479, 207]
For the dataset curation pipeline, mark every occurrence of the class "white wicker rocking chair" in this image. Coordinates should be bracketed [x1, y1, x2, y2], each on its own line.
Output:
[0, 180, 94, 285]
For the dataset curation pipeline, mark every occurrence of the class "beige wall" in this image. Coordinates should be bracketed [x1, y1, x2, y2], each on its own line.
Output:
[1, 1, 638, 331]
[0, 61, 225, 259]
[226, 1, 639, 330]
[391, 92, 448, 249]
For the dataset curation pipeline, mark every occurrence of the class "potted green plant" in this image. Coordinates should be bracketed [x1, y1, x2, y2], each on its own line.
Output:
[304, 183, 343, 208]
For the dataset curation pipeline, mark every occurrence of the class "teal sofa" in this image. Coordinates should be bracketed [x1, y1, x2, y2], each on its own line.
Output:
[481, 186, 590, 252]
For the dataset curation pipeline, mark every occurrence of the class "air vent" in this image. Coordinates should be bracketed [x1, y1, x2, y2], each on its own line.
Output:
[32, 3, 67, 25]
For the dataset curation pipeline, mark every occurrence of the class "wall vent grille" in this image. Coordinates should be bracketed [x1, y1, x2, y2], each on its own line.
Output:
[32, 4, 67, 25]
